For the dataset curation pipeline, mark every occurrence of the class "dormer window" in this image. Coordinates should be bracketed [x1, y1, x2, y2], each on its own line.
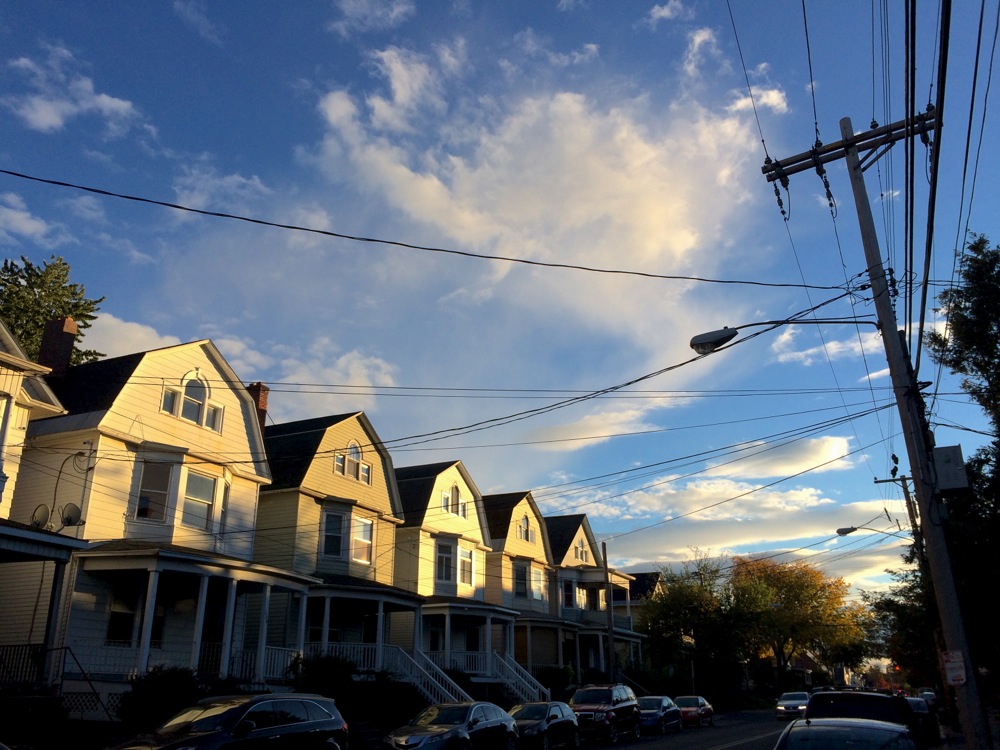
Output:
[161, 373, 223, 432]
[334, 442, 371, 484]
[516, 514, 535, 542]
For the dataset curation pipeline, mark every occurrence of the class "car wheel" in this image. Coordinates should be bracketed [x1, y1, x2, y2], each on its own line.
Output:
[708, 714, 714, 727]
[507, 735, 517, 750]
[676, 719, 683, 733]
[541, 736, 551, 750]
[608, 725, 619, 745]
[632, 722, 641, 740]
[570, 730, 581, 750]
[658, 719, 666, 736]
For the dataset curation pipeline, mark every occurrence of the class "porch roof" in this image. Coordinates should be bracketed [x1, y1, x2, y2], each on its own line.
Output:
[0, 517, 89, 564]
[311, 573, 424, 607]
[75, 539, 320, 591]
[422, 594, 521, 621]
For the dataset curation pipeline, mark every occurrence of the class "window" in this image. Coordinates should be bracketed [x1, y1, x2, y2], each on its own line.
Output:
[532, 569, 545, 600]
[436, 542, 454, 582]
[516, 514, 535, 542]
[563, 580, 575, 608]
[459, 548, 473, 585]
[574, 538, 589, 562]
[136, 462, 171, 521]
[182, 471, 215, 529]
[441, 485, 467, 518]
[106, 595, 135, 645]
[353, 518, 373, 564]
[323, 513, 345, 557]
[160, 375, 223, 432]
[334, 442, 371, 484]
[514, 564, 528, 597]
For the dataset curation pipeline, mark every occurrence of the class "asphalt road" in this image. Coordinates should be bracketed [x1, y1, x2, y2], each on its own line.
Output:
[606, 711, 783, 750]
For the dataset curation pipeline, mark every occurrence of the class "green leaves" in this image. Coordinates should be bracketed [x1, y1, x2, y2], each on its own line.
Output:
[0, 254, 104, 364]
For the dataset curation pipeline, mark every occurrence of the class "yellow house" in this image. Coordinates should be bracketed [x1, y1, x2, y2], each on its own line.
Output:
[545, 514, 643, 678]
[394, 461, 546, 701]
[4, 330, 316, 715]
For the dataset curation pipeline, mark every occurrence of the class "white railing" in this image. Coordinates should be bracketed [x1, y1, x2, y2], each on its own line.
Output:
[426, 650, 491, 675]
[387, 647, 472, 704]
[305, 642, 380, 670]
[63, 639, 191, 677]
[491, 652, 549, 703]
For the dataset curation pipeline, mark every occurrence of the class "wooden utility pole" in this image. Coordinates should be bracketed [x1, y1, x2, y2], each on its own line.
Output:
[762, 114, 991, 749]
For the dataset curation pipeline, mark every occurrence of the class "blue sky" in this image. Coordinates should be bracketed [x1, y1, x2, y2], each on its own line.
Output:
[2, 0, 995, 596]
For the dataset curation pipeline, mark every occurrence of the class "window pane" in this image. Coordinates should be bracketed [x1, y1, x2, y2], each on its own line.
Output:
[205, 404, 222, 431]
[324, 514, 344, 556]
[182, 472, 215, 529]
[137, 463, 171, 521]
[436, 543, 453, 581]
[514, 565, 528, 597]
[161, 389, 177, 415]
[334, 454, 345, 475]
[360, 464, 371, 485]
[460, 548, 473, 584]
[181, 380, 206, 422]
[353, 519, 373, 563]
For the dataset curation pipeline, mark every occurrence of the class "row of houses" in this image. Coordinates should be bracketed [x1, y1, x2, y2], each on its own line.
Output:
[0, 318, 650, 719]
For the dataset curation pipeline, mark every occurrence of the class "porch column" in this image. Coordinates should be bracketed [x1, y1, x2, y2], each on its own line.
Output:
[219, 578, 238, 679]
[137, 569, 160, 674]
[444, 611, 452, 669]
[597, 634, 606, 672]
[375, 600, 385, 670]
[415, 604, 424, 652]
[41, 560, 68, 686]
[254, 584, 271, 682]
[296, 594, 308, 656]
[557, 626, 564, 667]
[485, 614, 493, 654]
[525, 624, 533, 670]
[574, 635, 581, 679]
[506, 620, 514, 656]
[321, 597, 331, 654]
[189, 574, 209, 671]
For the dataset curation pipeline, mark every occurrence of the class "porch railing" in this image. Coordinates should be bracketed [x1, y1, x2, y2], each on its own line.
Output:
[425, 649, 491, 675]
[0, 644, 45, 687]
[491, 651, 550, 703]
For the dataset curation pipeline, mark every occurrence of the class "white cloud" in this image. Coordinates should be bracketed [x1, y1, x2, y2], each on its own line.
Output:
[87, 313, 182, 358]
[705, 436, 858, 478]
[527, 406, 664, 452]
[62, 195, 107, 223]
[172, 165, 272, 214]
[771, 327, 881, 366]
[3, 44, 140, 136]
[330, 0, 415, 38]
[644, 1, 693, 28]
[0, 192, 72, 247]
[683, 28, 726, 77]
[728, 86, 789, 114]
[514, 29, 599, 67]
[366, 47, 446, 132]
[173, 0, 225, 46]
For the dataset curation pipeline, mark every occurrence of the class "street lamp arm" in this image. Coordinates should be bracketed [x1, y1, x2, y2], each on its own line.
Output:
[690, 318, 881, 355]
[835, 525, 911, 541]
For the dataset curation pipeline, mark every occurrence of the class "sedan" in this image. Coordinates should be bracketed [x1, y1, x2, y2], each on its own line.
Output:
[385, 702, 518, 750]
[674, 695, 713, 727]
[775, 691, 810, 720]
[509, 702, 579, 750]
[775, 717, 917, 749]
[637, 696, 682, 735]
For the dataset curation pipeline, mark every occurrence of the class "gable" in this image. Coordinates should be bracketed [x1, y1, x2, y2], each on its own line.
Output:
[482, 491, 551, 563]
[396, 461, 489, 545]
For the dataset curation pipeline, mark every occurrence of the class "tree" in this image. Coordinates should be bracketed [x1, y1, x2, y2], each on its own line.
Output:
[728, 557, 870, 678]
[923, 231, 1000, 693]
[0, 255, 104, 364]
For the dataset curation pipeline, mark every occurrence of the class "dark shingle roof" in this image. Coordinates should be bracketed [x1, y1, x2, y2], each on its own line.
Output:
[394, 461, 460, 526]
[544, 514, 586, 561]
[43, 352, 145, 415]
[628, 571, 662, 600]
[481, 492, 527, 540]
[264, 413, 357, 490]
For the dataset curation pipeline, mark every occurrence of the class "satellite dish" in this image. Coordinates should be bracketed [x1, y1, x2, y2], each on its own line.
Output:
[60, 503, 82, 527]
[30, 504, 50, 529]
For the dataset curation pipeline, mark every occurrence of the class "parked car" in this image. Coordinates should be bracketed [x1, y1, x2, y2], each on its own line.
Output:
[906, 697, 942, 747]
[385, 702, 518, 750]
[774, 717, 917, 749]
[775, 691, 810, 720]
[674, 695, 713, 727]
[567, 684, 640, 743]
[804, 690, 913, 727]
[636, 696, 682, 735]
[113, 693, 349, 750]
[509, 701, 579, 750]
[915, 689, 938, 711]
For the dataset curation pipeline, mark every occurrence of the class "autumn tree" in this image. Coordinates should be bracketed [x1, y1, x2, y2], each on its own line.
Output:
[728, 557, 870, 678]
[0, 255, 104, 364]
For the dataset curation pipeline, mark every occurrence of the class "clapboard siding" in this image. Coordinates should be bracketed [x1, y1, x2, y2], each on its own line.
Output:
[0, 560, 53, 644]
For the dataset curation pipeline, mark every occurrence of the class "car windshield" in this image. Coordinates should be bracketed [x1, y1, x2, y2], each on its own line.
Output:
[674, 697, 699, 708]
[157, 701, 242, 734]
[780, 693, 810, 702]
[785, 725, 914, 749]
[413, 705, 471, 726]
[571, 689, 611, 705]
[511, 704, 548, 720]
[638, 698, 661, 710]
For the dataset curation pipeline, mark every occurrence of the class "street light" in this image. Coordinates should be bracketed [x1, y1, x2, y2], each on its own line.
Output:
[836, 526, 911, 541]
[689, 318, 880, 355]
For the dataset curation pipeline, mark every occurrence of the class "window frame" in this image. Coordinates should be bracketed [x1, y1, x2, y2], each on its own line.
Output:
[353, 517, 373, 564]
[334, 442, 371, 485]
[181, 470, 216, 530]
[322, 512, 346, 558]
[514, 563, 528, 598]
[436, 542, 454, 582]
[136, 461, 172, 522]
[459, 547, 473, 585]
[160, 374, 223, 433]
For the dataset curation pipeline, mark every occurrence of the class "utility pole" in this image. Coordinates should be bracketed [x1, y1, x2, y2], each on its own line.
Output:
[602, 541, 618, 681]
[763, 114, 991, 749]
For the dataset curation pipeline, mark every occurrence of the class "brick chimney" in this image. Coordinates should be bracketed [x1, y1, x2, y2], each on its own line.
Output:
[38, 317, 78, 378]
[246, 381, 269, 433]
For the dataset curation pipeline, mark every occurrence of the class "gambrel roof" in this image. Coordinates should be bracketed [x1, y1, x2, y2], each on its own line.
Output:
[481, 490, 554, 562]
[395, 460, 479, 526]
[545, 513, 603, 566]
[265, 413, 357, 490]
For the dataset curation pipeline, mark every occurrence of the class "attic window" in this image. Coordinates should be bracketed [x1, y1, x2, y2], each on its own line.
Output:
[574, 538, 589, 562]
[441, 485, 467, 518]
[161, 374, 223, 432]
[334, 442, 371, 484]
[517, 514, 535, 543]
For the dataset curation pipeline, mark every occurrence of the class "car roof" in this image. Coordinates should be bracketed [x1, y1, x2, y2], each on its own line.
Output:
[788, 717, 912, 732]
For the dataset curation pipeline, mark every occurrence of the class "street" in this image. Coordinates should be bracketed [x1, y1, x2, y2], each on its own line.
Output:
[605, 712, 783, 750]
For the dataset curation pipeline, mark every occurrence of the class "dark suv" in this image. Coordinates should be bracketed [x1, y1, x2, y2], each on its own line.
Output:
[114, 693, 349, 750]
[568, 684, 640, 743]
